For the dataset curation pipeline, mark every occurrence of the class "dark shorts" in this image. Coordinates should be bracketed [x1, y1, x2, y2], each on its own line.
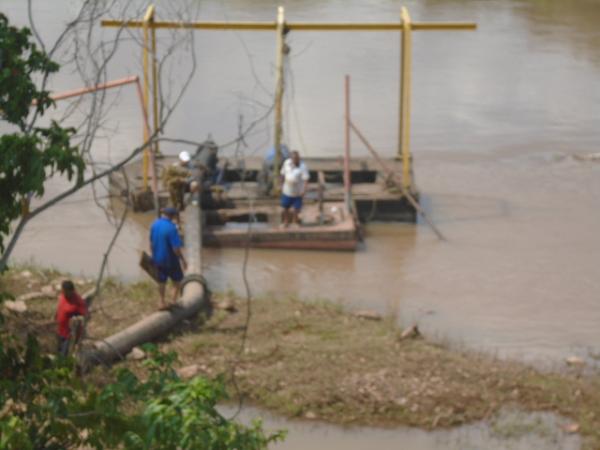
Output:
[57, 335, 70, 356]
[281, 194, 303, 211]
[157, 263, 184, 283]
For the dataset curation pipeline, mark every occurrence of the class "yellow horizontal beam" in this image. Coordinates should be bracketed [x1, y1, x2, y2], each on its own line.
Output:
[293, 22, 476, 31]
[100, 19, 476, 32]
[101, 20, 274, 30]
[411, 23, 476, 31]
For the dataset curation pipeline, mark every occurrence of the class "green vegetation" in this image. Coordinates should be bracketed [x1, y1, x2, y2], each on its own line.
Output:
[0, 267, 283, 449]
[0, 13, 84, 270]
[0, 340, 282, 449]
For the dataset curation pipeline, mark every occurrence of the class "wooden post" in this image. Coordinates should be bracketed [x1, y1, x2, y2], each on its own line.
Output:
[398, 6, 412, 191]
[151, 11, 160, 157]
[344, 75, 352, 213]
[273, 6, 286, 194]
[317, 171, 325, 224]
[141, 5, 155, 191]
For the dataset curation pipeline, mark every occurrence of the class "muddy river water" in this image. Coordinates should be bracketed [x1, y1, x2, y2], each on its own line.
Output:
[4, 0, 600, 447]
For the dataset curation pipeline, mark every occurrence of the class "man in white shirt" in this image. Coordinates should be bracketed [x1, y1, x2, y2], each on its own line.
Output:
[280, 150, 310, 227]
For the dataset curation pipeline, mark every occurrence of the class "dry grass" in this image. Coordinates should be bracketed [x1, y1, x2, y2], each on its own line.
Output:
[0, 265, 162, 353]
[165, 292, 600, 449]
[2, 268, 600, 449]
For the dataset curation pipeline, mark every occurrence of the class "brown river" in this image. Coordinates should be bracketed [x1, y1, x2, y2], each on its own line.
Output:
[4, 0, 600, 447]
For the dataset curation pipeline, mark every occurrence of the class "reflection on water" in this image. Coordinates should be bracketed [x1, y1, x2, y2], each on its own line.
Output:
[4, 0, 600, 366]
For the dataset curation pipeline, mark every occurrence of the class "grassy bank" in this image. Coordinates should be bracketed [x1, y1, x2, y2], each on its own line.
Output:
[2, 267, 599, 448]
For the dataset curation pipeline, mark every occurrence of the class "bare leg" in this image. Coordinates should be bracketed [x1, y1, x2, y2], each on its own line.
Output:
[171, 281, 181, 304]
[158, 283, 167, 308]
[281, 208, 291, 227]
[177, 187, 185, 211]
[292, 209, 301, 225]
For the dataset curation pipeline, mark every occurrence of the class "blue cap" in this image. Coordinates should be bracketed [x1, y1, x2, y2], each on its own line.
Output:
[162, 206, 178, 216]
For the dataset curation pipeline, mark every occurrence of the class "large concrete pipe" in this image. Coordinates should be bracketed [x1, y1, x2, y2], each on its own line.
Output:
[82, 202, 209, 367]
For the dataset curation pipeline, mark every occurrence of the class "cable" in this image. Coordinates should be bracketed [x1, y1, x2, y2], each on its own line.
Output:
[286, 55, 309, 156]
[85, 167, 131, 327]
[226, 113, 256, 421]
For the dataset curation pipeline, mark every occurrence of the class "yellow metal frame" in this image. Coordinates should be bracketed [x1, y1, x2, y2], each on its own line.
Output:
[272, 6, 286, 194]
[399, 7, 412, 190]
[140, 5, 161, 192]
[103, 6, 476, 194]
[151, 13, 160, 158]
[101, 19, 475, 32]
[141, 5, 154, 190]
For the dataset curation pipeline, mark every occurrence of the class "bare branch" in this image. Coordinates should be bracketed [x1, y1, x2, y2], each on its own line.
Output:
[0, 135, 155, 271]
[89, 167, 131, 312]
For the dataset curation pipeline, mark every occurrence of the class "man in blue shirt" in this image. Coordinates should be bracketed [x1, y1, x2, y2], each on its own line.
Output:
[150, 207, 188, 309]
[258, 144, 290, 196]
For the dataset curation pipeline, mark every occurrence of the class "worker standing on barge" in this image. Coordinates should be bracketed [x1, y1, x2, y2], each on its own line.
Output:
[163, 151, 194, 211]
[280, 150, 310, 227]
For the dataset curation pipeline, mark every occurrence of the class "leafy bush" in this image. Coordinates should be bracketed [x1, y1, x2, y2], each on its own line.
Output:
[0, 334, 283, 449]
[0, 12, 84, 263]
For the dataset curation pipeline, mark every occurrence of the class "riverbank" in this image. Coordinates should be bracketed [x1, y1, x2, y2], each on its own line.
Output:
[2, 267, 599, 448]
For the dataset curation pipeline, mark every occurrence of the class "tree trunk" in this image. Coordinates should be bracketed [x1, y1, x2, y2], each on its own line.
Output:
[0, 216, 29, 272]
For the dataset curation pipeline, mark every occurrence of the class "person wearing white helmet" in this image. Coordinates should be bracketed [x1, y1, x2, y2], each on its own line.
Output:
[180, 151, 200, 197]
[163, 150, 198, 210]
[179, 150, 191, 164]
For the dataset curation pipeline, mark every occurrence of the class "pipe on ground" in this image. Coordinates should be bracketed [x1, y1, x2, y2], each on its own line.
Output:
[81, 203, 209, 368]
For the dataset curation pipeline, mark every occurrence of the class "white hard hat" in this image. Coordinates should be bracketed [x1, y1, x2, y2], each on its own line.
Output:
[179, 151, 191, 163]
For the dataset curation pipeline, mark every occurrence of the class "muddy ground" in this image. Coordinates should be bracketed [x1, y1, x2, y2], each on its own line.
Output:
[2, 267, 599, 449]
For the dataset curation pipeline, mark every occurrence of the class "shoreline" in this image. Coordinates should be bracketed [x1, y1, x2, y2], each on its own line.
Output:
[2, 266, 599, 449]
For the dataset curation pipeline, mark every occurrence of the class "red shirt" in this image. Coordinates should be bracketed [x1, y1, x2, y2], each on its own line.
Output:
[56, 293, 87, 338]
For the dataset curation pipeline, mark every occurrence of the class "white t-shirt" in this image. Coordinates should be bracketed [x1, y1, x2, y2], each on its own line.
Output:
[280, 158, 309, 197]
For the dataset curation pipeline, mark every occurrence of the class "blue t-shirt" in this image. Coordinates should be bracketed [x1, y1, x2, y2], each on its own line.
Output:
[264, 145, 290, 164]
[150, 217, 183, 268]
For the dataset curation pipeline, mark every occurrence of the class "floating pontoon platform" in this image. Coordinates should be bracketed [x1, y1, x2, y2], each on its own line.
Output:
[203, 202, 358, 250]
[110, 156, 417, 216]
[108, 154, 417, 251]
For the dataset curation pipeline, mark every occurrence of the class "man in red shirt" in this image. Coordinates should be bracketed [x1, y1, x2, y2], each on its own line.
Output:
[56, 280, 88, 356]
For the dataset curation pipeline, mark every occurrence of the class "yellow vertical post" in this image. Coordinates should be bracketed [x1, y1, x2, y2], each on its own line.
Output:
[151, 13, 160, 157]
[141, 5, 154, 190]
[398, 6, 412, 191]
[344, 74, 352, 213]
[273, 5, 286, 194]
